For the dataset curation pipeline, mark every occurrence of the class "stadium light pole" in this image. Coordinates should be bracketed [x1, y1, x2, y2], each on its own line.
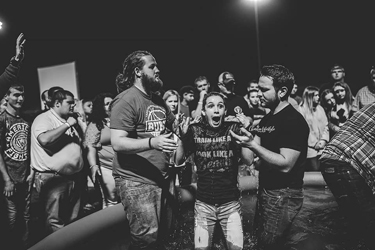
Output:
[243, 0, 263, 72]
[254, 0, 261, 72]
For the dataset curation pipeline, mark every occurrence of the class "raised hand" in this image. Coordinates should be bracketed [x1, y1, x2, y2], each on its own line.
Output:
[199, 90, 207, 100]
[179, 116, 191, 136]
[191, 115, 201, 124]
[15, 33, 26, 61]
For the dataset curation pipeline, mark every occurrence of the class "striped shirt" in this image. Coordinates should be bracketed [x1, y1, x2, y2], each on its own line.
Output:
[320, 102, 375, 194]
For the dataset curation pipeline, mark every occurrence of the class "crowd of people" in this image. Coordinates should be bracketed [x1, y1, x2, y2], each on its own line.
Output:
[1, 33, 375, 250]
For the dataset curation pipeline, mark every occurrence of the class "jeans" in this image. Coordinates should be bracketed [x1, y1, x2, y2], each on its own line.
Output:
[254, 187, 303, 250]
[321, 160, 375, 249]
[194, 199, 243, 250]
[116, 178, 165, 250]
[3, 182, 31, 248]
[34, 171, 84, 235]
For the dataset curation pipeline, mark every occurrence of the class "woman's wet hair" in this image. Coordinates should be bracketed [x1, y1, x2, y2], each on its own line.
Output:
[202, 92, 227, 110]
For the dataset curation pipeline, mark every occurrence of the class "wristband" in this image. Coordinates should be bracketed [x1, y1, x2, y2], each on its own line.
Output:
[149, 137, 153, 149]
[64, 122, 70, 128]
[198, 102, 203, 105]
[90, 164, 99, 169]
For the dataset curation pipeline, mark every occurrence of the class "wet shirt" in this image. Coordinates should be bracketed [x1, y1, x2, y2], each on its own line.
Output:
[0, 110, 30, 183]
[110, 86, 175, 186]
[320, 102, 375, 194]
[183, 121, 242, 205]
[250, 104, 309, 190]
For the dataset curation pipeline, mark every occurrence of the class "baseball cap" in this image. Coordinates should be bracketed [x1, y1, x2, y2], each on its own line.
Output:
[179, 85, 195, 96]
[218, 71, 235, 85]
[330, 64, 345, 73]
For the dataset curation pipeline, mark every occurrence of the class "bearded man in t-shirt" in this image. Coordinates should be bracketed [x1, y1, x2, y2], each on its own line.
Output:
[110, 50, 177, 249]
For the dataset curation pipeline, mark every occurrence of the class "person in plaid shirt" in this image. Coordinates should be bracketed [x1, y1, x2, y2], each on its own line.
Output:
[320, 102, 375, 249]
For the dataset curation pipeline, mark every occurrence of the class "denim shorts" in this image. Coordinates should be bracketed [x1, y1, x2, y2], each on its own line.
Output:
[194, 199, 243, 250]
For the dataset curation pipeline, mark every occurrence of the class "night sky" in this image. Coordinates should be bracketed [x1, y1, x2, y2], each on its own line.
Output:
[1, 0, 375, 110]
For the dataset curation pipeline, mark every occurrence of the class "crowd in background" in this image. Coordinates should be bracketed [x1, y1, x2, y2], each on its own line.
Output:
[1, 33, 375, 250]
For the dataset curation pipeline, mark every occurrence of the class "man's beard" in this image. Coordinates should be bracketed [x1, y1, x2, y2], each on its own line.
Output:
[141, 73, 163, 93]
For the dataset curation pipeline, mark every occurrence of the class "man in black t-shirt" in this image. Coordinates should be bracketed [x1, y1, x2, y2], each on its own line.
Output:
[217, 71, 252, 129]
[0, 33, 25, 98]
[179, 85, 195, 118]
[0, 83, 32, 249]
[231, 64, 309, 250]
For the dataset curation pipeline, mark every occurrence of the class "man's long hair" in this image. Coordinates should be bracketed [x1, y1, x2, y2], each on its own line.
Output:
[115, 50, 152, 93]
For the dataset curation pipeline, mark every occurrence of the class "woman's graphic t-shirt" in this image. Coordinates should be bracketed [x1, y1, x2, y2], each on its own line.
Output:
[183, 121, 242, 205]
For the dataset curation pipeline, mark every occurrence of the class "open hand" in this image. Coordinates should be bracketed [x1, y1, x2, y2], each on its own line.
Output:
[3, 180, 15, 197]
[230, 127, 254, 148]
[236, 113, 252, 128]
[225, 115, 239, 122]
[179, 117, 191, 136]
[151, 132, 178, 153]
[15, 33, 26, 61]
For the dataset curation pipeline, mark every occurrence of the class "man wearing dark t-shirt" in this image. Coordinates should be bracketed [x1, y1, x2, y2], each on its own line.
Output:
[179, 85, 195, 118]
[0, 83, 33, 249]
[231, 64, 309, 249]
[0, 33, 25, 98]
[110, 51, 177, 249]
[217, 72, 251, 117]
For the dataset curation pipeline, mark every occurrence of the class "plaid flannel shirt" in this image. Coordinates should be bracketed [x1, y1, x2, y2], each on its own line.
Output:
[320, 102, 375, 194]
